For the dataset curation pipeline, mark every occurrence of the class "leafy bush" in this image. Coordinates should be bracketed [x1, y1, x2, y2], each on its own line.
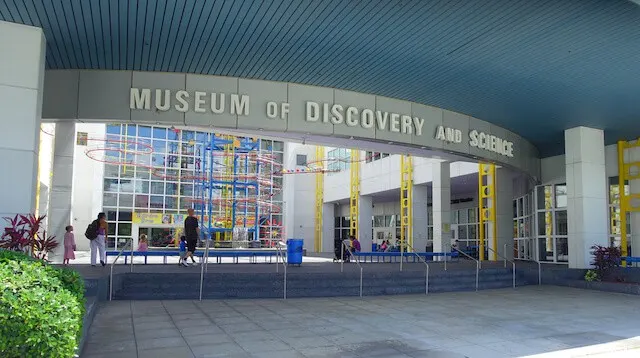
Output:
[590, 245, 622, 280]
[584, 269, 599, 282]
[1, 214, 59, 261]
[0, 250, 85, 357]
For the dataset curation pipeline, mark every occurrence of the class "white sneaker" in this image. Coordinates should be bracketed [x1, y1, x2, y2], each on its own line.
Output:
[182, 261, 189, 267]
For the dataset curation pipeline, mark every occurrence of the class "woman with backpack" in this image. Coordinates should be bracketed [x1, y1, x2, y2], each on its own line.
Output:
[87, 212, 108, 267]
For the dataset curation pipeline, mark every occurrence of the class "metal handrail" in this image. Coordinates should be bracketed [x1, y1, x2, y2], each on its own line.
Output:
[340, 241, 363, 298]
[446, 244, 481, 269]
[404, 243, 430, 295]
[199, 237, 210, 301]
[109, 238, 133, 301]
[275, 241, 287, 299]
[448, 245, 480, 292]
[488, 247, 516, 289]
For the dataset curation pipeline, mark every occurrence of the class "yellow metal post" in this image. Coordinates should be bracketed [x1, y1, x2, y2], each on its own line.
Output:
[400, 155, 413, 250]
[618, 141, 628, 265]
[222, 135, 234, 241]
[479, 163, 497, 261]
[314, 146, 324, 252]
[349, 150, 361, 238]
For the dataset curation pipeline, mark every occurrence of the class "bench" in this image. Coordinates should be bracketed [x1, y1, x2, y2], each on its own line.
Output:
[106, 250, 280, 264]
[352, 251, 460, 263]
[623, 257, 640, 266]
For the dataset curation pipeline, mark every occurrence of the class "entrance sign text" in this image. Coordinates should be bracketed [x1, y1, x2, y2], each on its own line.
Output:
[130, 88, 515, 158]
[435, 126, 514, 158]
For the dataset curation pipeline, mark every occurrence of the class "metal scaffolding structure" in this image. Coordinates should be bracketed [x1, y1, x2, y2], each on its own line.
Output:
[314, 146, 324, 252]
[193, 134, 269, 247]
[349, 149, 361, 237]
[479, 163, 497, 261]
[400, 155, 413, 250]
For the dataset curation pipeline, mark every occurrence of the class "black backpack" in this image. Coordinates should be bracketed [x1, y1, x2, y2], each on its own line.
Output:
[85, 220, 99, 240]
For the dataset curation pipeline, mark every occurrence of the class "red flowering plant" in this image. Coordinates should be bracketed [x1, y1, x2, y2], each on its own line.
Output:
[1, 214, 59, 261]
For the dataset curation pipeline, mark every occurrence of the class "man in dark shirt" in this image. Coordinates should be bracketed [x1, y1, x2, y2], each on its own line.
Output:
[183, 208, 200, 266]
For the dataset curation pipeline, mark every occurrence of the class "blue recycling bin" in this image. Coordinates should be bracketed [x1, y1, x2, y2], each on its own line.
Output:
[286, 239, 304, 265]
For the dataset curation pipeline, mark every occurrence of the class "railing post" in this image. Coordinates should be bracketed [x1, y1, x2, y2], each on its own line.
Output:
[475, 261, 479, 292]
[283, 257, 287, 300]
[129, 239, 134, 272]
[425, 266, 429, 295]
[199, 238, 208, 301]
[359, 267, 363, 298]
[538, 261, 542, 285]
[340, 243, 344, 273]
[503, 243, 507, 268]
[512, 262, 516, 288]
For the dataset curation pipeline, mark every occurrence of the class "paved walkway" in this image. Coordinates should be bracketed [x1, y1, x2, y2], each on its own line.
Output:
[83, 286, 640, 358]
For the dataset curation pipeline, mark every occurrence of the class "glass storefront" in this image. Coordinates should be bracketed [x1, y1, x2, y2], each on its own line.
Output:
[534, 184, 568, 263]
[103, 124, 284, 250]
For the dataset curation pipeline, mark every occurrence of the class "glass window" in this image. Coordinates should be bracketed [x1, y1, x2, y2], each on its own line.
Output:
[166, 183, 178, 195]
[468, 208, 476, 223]
[118, 223, 132, 236]
[150, 196, 163, 209]
[165, 197, 177, 209]
[135, 195, 149, 208]
[537, 213, 547, 236]
[537, 186, 553, 210]
[106, 124, 121, 135]
[457, 225, 467, 241]
[458, 209, 467, 224]
[118, 210, 132, 221]
[468, 225, 477, 240]
[104, 165, 119, 178]
[341, 217, 350, 228]
[334, 217, 341, 227]
[103, 179, 119, 192]
[555, 238, 568, 262]
[513, 201, 518, 218]
[151, 182, 164, 195]
[138, 125, 151, 137]
[106, 210, 117, 221]
[555, 211, 567, 236]
[107, 222, 116, 236]
[555, 185, 567, 208]
[451, 211, 458, 224]
[103, 193, 117, 207]
[119, 194, 133, 207]
[296, 154, 307, 166]
[153, 127, 166, 139]
[167, 129, 179, 141]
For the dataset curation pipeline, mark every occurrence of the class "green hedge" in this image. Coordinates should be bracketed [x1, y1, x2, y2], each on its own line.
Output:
[0, 250, 85, 358]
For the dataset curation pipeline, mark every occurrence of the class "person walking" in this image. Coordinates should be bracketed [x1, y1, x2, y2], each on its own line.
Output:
[89, 212, 108, 267]
[184, 208, 200, 266]
[63, 225, 76, 265]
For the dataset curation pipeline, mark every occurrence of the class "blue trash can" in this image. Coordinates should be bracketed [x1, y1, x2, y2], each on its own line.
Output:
[286, 239, 304, 265]
[372, 243, 378, 252]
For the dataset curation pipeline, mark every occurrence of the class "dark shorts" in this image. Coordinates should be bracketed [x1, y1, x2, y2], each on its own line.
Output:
[187, 238, 197, 252]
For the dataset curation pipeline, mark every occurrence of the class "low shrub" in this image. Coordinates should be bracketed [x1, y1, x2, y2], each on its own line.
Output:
[584, 269, 599, 282]
[0, 250, 84, 357]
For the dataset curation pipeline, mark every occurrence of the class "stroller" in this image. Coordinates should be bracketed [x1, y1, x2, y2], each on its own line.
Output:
[333, 237, 349, 262]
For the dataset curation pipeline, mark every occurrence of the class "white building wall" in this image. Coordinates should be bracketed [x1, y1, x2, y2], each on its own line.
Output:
[283, 143, 317, 249]
[71, 124, 105, 251]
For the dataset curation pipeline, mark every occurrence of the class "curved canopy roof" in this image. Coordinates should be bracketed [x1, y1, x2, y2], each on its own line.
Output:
[2, 0, 640, 156]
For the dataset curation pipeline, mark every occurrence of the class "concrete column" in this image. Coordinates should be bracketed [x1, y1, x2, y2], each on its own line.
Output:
[0, 22, 45, 222]
[48, 122, 76, 261]
[490, 168, 514, 260]
[432, 162, 451, 255]
[321, 203, 335, 253]
[412, 184, 429, 252]
[565, 127, 608, 269]
[358, 195, 373, 252]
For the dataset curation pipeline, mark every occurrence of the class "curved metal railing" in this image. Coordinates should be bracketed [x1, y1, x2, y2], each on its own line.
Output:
[109, 238, 133, 301]
[275, 241, 287, 299]
[340, 240, 363, 298]
[199, 237, 211, 301]
[488, 247, 516, 289]
[403, 243, 430, 295]
[447, 244, 480, 292]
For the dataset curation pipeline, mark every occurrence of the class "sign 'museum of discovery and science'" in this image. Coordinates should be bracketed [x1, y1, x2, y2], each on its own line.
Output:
[129, 88, 514, 158]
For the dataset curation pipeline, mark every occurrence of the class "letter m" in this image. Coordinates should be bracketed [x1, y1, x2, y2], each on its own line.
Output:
[130, 88, 151, 110]
[231, 94, 250, 116]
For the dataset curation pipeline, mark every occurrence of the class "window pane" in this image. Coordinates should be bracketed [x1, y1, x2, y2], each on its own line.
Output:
[151, 182, 164, 195]
[165, 196, 177, 209]
[103, 193, 117, 206]
[457, 225, 467, 241]
[341, 217, 350, 228]
[104, 165, 119, 178]
[107, 222, 116, 236]
[374, 216, 384, 227]
[150, 196, 163, 209]
[118, 210, 132, 221]
[555, 185, 567, 208]
[468, 208, 476, 223]
[104, 179, 119, 192]
[537, 213, 547, 236]
[119, 179, 134, 193]
[106, 210, 117, 221]
[538, 238, 553, 262]
[451, 211, 458, 224]
[119, 194, 133, 207]
[138, 125, 151, 137]
[135, 195, 149, 208]
[459, 209, 467, 224]
[107, 124, 121, 135]
[334, 217, 341, 227]
[518, 198, 524, 217]
[118, 223, 132, 236]
[135, 181, 149, 194]
[537, 186, 553, 210]
[513, 200, 518, 218]
[555, 238, 568, 262]
[166, 183, 178, 195]
[555, 211, 567, 236]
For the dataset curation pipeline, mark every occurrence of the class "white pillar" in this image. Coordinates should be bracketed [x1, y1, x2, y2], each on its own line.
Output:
[0, 22, 45, 222]
[321, 203, 335, 253]
[491, 168, 514, 260]
[413, 184, 429, 252]
[432, 162, 451, 255]
[359, 195, 373, 252]
[48, 122, 76, 262]
[565, 127, 608, 269]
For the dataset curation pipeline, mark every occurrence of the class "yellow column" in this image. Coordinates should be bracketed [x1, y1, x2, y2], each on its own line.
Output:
[400, 155, 413, 250]
[349, 150, 361, 237]
[479, 163, 497, 261]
